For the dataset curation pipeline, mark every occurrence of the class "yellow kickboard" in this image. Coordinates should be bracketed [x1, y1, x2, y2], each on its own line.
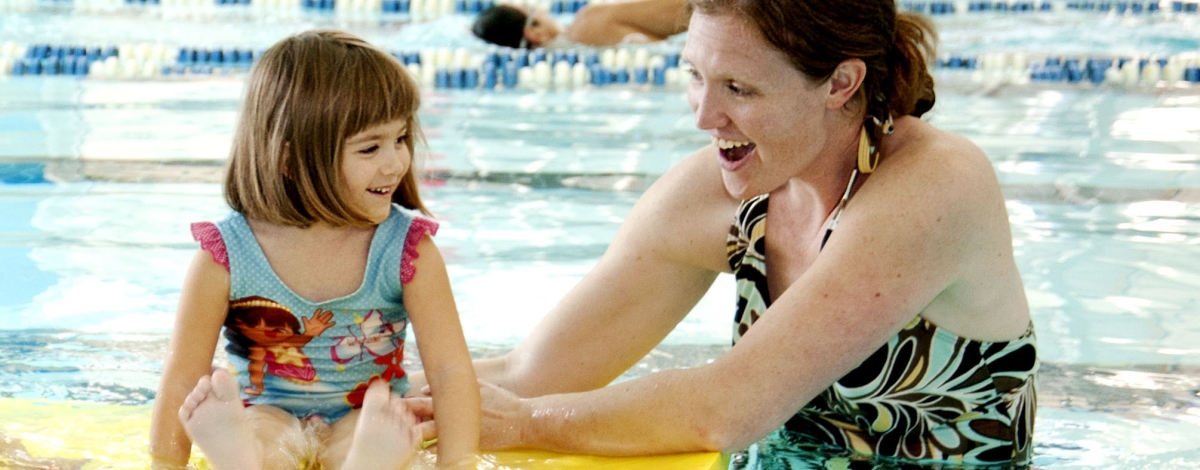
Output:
[0, 399, 726, 470]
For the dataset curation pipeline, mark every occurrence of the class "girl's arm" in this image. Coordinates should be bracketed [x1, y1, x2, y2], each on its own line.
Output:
[149, 248, 231, 467]
[404, 234, 480, 468]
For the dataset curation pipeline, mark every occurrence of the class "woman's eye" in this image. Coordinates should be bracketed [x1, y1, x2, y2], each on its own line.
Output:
[728, 82, 749, 96]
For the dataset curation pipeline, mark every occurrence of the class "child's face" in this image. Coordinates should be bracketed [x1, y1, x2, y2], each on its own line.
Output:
[342, 118, 412, 224]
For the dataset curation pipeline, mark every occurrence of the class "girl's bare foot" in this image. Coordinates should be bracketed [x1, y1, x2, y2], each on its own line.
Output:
[340, 380, 422, 470]
[178, 369, 262, 470]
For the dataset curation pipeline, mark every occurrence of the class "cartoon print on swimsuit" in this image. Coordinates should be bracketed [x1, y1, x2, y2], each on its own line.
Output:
[330, 309, 408, 408]
[223, 296, 336, 396]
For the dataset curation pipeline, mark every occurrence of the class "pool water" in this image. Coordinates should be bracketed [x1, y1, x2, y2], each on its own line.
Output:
[4, 4, 1200, 469]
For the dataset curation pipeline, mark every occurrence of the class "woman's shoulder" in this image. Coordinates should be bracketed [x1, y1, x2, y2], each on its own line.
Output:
[875, 118, 1003, 205]
[621, 146, 739, 273]
[642, 146, 737, 213]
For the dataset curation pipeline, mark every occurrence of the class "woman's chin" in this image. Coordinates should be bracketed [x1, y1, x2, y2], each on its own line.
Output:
[721, 175, 758, 200]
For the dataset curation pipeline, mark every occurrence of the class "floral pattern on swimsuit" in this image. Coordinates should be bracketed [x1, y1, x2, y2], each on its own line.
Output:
[726, 194, 1038, 466]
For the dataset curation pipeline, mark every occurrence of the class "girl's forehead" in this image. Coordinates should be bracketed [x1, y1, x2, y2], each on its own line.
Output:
[348, 118, 409, 141]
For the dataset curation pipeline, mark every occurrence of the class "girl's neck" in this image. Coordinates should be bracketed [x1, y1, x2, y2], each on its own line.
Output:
[248, 219, 376, 243]
[244, 218, 378, 303]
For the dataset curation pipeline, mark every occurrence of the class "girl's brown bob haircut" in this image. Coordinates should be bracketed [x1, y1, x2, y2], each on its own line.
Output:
[225, 29, 429, 228]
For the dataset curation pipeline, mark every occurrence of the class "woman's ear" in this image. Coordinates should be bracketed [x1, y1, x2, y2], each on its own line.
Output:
[826, 59, 866, 110]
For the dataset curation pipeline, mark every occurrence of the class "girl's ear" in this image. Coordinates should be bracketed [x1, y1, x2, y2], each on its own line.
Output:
[826, 58, 867, 110]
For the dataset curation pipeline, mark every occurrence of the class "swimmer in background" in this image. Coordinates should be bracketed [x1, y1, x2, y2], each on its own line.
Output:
[472, 0, 690, 48]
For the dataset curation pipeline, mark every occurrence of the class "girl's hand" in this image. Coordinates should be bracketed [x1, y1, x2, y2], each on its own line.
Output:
[408, 381, 529, 451]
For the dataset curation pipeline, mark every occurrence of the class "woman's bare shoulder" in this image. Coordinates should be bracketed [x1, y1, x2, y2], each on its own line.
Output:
[620, 145, 739, 273]
[876, 118, 1003, 207]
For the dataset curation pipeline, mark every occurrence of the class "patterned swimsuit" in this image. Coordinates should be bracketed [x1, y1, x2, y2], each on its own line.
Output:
[727, 194, 1038, 466]
[192, 204, 438, 423]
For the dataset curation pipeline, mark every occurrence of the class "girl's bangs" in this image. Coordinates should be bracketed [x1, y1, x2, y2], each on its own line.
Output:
[342, 52, 418, 137]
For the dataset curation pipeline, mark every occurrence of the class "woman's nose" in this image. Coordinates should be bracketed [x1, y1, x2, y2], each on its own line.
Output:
[689, 87, 728, 131]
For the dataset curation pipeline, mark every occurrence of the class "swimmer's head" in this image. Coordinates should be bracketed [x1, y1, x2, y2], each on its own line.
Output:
[472, 4, 561, 48]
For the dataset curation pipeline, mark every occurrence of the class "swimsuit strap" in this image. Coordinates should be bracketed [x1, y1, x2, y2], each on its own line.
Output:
[819, 168, 861, 250]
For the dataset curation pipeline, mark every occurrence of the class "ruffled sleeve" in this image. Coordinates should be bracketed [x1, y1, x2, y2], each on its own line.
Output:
[400, 217, 440, 284]
[191, 222, 229, 272]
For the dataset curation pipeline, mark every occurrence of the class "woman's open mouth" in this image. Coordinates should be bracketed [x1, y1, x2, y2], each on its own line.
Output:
[715, 137, 756, 170]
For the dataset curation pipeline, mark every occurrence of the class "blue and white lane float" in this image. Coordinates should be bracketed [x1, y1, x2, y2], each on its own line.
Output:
[4, 0, 1200, 18]
[938, 51, 1200, 87]
[0, 0, 592, 20]
[3, 40, 1200, 89]
[901, 0, 1199, 15]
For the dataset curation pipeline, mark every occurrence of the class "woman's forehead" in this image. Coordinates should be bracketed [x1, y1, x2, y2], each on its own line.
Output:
[683, 13, 791, 77]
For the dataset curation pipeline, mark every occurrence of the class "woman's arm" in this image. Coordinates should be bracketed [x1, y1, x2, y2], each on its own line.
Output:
[491, 147, 738, 397]
[404, 234, 481, 468]
[149, 249, 230, 467]
[407, 147, 735, 398]
[457, 137, 995, 455]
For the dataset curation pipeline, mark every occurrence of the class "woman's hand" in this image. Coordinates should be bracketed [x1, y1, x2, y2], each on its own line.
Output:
[476, 381, 530, 450]
[409, 380, 530, 450]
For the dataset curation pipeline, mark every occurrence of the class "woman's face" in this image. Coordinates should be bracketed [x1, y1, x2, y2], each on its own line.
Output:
[683, 12, 834, 199]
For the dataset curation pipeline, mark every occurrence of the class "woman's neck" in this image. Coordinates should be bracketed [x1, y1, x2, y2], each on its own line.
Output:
[775, 118, 862, 220]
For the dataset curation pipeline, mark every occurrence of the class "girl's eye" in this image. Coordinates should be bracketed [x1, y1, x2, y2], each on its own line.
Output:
[395, 134, 408, 145]
[359, 145, 380, 155]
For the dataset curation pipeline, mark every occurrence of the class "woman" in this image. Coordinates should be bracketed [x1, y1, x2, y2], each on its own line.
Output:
[471, 0, 690, 48]
[419, 0, 1037, 465]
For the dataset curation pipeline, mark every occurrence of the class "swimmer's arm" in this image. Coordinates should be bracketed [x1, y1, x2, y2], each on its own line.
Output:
[404, 235, 481, 468]
[566, 0, 689, 46]
[149, 249, 230, 467]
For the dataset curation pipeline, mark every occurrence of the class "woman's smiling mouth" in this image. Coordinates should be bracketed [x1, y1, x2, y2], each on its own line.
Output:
[714, 137, 757, 170]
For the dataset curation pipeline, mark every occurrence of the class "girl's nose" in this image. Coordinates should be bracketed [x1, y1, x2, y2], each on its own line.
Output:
[382, 147, 406, 175]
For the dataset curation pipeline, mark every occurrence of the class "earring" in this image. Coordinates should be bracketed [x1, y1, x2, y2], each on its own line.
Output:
[878, 113, 894, 135]
[857, 126, 877, 174]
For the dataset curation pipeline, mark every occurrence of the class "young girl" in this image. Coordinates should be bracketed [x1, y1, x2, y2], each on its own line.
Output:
[149, 30, 480, 470]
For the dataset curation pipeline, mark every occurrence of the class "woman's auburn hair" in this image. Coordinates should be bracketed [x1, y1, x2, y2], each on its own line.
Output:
[225, 29, 430, 228]
[689, 0, 938, 122]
